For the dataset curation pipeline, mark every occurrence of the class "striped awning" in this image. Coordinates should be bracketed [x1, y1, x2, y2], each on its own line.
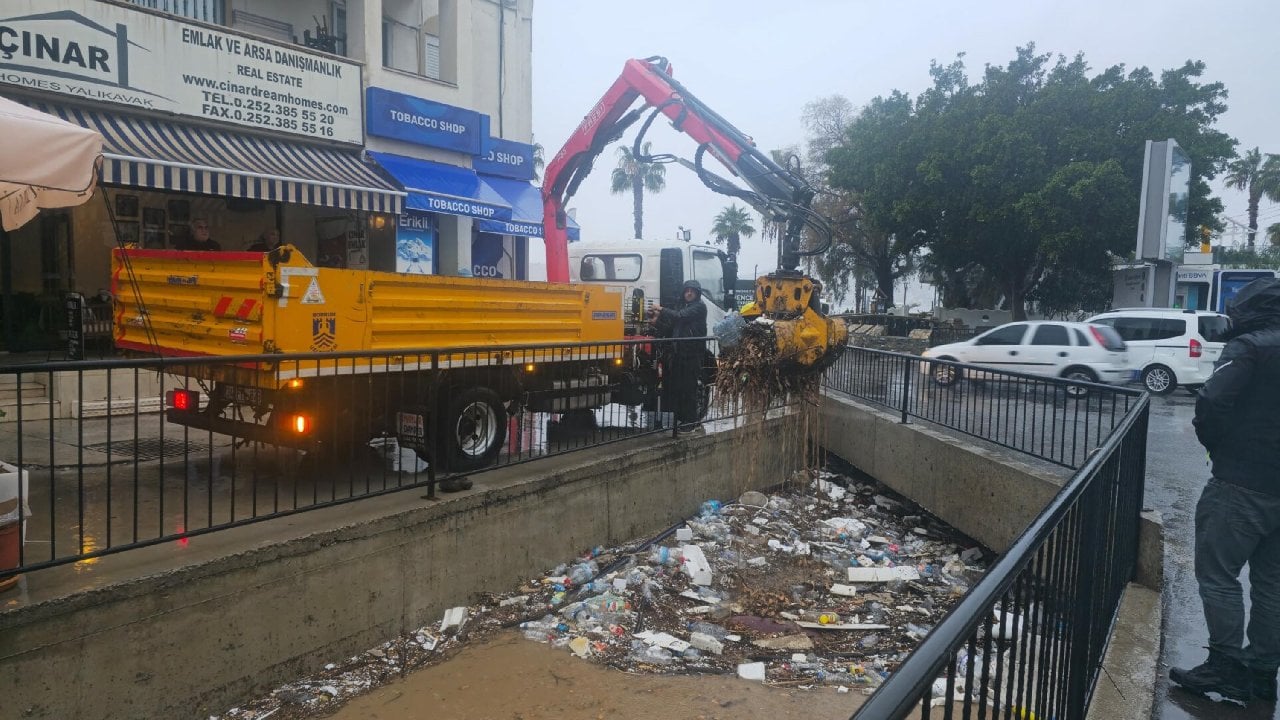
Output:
[20, 100, 404, 214]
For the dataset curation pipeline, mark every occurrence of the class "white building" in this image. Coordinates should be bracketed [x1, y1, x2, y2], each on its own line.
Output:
[0, 0, 543, 351]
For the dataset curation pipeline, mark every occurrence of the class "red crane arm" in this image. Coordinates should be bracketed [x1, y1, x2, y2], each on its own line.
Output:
[541, 56, 818, 283]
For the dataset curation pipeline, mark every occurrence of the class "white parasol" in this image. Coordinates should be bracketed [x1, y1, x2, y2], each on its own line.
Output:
[0, 96, 102, 231]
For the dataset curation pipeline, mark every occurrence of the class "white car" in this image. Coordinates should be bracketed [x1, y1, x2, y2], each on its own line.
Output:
[1086, 308, 1229, 395]
[922, 321, 1132, 394]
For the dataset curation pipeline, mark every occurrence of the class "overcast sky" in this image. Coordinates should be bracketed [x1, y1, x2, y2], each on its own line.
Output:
[529, 0, 1279, 306]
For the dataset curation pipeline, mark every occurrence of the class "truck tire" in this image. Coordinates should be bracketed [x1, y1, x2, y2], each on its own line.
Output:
[437, 386, 507, 472]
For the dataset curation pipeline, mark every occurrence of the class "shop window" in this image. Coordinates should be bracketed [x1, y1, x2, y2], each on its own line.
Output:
[383, 0, 455, 82]
[128, 0, 226, 24]
[231, 10, 293, 44]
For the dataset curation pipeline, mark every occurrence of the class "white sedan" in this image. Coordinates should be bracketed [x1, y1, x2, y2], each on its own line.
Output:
[922, 321, 1133, 395]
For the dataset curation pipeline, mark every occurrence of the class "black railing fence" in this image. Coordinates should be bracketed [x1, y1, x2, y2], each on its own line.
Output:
[851, 391, 1149, 720]
[823, 346, 1141, 469]
[0, 337, 736, 580]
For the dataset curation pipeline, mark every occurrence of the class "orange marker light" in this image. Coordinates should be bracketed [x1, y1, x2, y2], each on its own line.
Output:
[291, 414, 310, 434]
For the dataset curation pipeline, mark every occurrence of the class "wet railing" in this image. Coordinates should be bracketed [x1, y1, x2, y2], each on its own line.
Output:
[0, 337, 735, 580]
[850, 390, 1150, 719]
[823, 346, 1142, 469]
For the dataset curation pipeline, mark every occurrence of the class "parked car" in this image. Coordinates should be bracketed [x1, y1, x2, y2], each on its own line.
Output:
[922, 321, 1132, 396]
[1086, 308, 1229, 395]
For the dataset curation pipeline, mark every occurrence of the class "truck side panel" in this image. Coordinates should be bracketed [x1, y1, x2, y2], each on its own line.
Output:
[112, 249, 269, 358]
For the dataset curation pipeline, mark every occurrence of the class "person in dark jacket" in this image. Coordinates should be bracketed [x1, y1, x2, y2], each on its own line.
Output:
[650, 279, 708, 434]
[1171, 277, 1280, 705]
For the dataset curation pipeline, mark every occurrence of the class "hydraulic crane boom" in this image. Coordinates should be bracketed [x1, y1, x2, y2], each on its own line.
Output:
[541, 56, 831, 283]
[541, 56, 846, 373]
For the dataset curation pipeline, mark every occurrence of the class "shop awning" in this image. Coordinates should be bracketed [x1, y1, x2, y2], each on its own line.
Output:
[367, 151, 511, 222]
[475, 174, 580, 241]
[22, 100, 404, 214]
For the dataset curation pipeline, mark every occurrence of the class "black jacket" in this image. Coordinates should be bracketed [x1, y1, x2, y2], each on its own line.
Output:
[1194, 278, 1280, 496]
[659, 297, 707, 356]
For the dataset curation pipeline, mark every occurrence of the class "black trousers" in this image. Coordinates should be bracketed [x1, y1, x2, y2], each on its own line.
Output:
[1195, 477, 1280, 670]
[667, 353, 701, 425]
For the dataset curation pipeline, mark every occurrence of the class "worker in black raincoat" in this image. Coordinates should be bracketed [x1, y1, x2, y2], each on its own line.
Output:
[650, 279, 708, 434]
[1172, 277, 1280, 705]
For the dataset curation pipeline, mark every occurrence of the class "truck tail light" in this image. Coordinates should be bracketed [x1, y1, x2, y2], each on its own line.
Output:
[1190, 338, 1203, 358]
[166, 389, 199, 411]
[290, 413, 311, 434]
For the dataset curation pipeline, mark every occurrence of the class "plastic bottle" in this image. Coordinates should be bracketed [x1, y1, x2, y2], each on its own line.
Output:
[699, 499, 723, 517]
[687, 621, 730, 639]
[649, 546, 682, 566]
[567, 560, 598, 585]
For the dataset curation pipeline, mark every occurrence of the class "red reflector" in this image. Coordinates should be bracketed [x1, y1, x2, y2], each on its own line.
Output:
[168, 390, 196, 411]
[1190, 338, 1203, 358]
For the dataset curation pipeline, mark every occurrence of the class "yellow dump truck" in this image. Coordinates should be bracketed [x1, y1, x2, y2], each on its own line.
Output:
[112, 246, 654, 471]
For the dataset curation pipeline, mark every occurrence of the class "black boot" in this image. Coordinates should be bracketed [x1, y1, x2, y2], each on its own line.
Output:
[439, 476, 473, 493]
[1251, 667, 1278, 703]
[1170, 652, 1252, 704]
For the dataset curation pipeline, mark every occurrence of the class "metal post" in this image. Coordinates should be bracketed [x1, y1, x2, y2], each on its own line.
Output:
[900, 355, 911, 424]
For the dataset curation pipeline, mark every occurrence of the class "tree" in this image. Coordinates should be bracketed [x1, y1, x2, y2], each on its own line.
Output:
[1223, 148, 1280, 249]
[1270, 222, 1280, 247]
[784, 96, 926, 307]
[826, 46, 1237, 320]
[532, 142, 545, 183]
[711, 204, 755, 256]
[610, 142, 666, 239]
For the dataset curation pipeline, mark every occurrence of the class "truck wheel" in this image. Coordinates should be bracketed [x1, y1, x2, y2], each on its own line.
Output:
[438, 387, 507, 472]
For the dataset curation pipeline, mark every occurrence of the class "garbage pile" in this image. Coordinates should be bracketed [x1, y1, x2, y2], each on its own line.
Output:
[490, 469, 987, 692]
[213, 470, 987, 719]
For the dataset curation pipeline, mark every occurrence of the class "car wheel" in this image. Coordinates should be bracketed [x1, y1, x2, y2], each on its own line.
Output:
[1141, 365, 1177, 395]
[1062, 367, 1098, 398]
[931, 357, 962, 387]
[437, 386, 507, 472]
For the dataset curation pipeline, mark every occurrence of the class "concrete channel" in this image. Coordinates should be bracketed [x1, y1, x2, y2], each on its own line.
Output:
[0, 396, 1161, 719]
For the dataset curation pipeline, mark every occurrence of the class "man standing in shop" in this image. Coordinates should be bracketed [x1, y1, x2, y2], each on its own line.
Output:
[1171, 277, 1280, 705]
[649, 279, 707, 434]
[183, 218, 221, 251]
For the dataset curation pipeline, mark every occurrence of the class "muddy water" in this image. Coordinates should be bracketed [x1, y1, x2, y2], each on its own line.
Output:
[327, 631, 865, 720]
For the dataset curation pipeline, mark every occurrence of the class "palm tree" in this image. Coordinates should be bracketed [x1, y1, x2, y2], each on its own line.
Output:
[532, 142, 545, 183]
[711, 204, 756, 257]
[1224, 148, 1280, 249]
[610, 143, 666, 239]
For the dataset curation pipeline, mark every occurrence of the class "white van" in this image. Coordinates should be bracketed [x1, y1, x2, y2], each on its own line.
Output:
[1086, 308, 1230, 395]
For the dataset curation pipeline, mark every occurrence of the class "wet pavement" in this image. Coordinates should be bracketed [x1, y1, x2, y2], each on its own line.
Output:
[1148, 393, 1278, 719]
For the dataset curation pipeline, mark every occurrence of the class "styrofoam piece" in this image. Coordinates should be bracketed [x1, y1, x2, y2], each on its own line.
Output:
[675, 527, 694, 542]
[680, 544, 713, 586]
[438, 606, 468, 633]
[847, 566, 920, 583]
[795, 621, 891, 631]
[689, 632, 723, 655]
[636, 631, 692, 653]
[830, 583, 858, 597]
[737, 662, 767, 681]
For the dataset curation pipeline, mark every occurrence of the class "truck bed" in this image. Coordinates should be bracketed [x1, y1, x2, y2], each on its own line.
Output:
[112, 247, 625, 387]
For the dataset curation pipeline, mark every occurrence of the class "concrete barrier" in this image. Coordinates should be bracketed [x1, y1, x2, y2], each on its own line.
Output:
[821, 392, 1163, 590]
[0, 421, 802, 720]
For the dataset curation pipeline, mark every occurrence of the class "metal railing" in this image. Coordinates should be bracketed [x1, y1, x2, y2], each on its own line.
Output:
[851, 388, 1150, 719]
[0, 337, 735, 579]
[823, 346, 1142, 469]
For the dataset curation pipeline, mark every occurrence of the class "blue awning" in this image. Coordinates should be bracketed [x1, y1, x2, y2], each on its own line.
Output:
[475, 174, 580, 241]
[20, 99, 404, 214]
[367, 151, 511, 222]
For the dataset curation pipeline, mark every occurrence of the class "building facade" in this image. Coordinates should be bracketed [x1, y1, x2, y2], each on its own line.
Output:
[0, 0, 540, 351]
